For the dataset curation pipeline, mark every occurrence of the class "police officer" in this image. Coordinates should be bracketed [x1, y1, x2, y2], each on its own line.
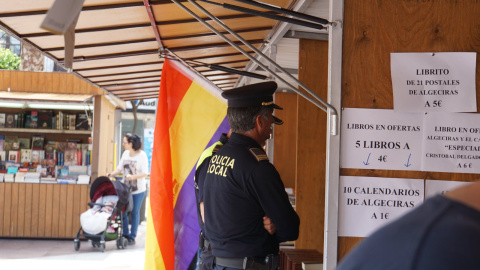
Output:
[195, 131, 230, 270]
[203, 81, 300, 270]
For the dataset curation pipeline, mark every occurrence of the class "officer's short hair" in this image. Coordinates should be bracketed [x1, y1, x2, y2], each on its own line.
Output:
[227, 106, 272, 132]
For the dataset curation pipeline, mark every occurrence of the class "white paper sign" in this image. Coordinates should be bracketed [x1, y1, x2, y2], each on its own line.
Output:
[422, 112, 480, 173]
[341, 108, 423, 171]
[391, 52, 477, 112]
[338, 176, 424, 237]
[425, 180, 473, 199]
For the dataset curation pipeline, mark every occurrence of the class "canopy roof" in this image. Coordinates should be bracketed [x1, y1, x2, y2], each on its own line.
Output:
[0, 0, 327, 102]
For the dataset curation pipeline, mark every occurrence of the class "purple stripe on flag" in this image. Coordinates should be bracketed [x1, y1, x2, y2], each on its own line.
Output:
[173, 116, 230, 270]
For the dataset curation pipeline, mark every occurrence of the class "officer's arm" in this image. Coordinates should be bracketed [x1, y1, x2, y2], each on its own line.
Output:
[249, 163, 300, 242]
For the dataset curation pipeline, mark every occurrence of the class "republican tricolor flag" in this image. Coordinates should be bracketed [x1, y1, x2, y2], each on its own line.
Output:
[145, 59, 230, 269]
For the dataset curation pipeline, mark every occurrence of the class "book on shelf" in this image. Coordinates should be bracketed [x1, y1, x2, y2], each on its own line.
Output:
[40, 176, 57, 184]
[3, 136, 18, 151]
[0, 113, 5, 128]
[57, 175, 77, 184]
[0, 135, 4, 151]
[15, 172, 25, 183]
[20, 149, 32, 163]
[31, 150, 45, 163]
[17, 112, 24, 128]
[8, 150, 20, 163]
[30, 110, 38, 128]
[18, 138, 31, 149]
[37, 110, 53, 129]
[77, 174, 90, 185]
[68, 165, 88, 175]
[69, 114, 76, 130]
[64, 148, 77, 166]
[0, 151, 6, 161]
[4, 173, 14, 183]
[5, 113, 16, 128]
[25, 172, 41, 183]
[75, 112, 90, 130]
[31, 135, 45, 150]
[57, 152, 64, 166]
[0, 173, 4, 182]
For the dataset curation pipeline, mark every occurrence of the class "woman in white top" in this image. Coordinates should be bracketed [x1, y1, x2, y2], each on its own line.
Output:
[107, 133, 149, 245]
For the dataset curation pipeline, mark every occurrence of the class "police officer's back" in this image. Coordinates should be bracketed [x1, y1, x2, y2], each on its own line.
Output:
[204, 82, 300, 270]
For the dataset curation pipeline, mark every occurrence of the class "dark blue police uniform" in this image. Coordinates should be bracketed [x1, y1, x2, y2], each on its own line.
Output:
[204, 81, 299, 270]
[204, 134, 299, 269]
[195, 133, 229, 270]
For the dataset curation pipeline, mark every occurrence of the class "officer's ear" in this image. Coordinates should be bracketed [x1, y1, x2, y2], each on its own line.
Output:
[255, 114, 267, 130]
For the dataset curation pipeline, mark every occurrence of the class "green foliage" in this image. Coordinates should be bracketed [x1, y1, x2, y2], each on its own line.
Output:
[0, 47, 21, 70]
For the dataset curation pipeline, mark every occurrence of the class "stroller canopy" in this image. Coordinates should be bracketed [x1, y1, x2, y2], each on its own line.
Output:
[90, 176, 130, 211]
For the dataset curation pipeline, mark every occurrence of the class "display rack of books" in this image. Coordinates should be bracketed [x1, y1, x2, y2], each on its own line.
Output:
[0, 109, 92, 134]
[0, 134, 92, 185]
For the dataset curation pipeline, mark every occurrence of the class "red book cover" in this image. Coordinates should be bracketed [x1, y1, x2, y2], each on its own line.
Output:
[76, 150, 82, 165]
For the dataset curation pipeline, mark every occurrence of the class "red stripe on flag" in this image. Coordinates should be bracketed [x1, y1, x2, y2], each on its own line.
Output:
[162, 59, 192, 126]
[149, 59, 179, 270]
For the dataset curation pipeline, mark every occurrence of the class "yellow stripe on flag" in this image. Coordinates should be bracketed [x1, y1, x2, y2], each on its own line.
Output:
[170, 81, 227, 206]
[144, 201, 165, 270]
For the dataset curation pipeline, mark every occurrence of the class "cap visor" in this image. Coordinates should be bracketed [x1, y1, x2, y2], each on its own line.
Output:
[273, 116, 283, 125]
[272, 104, 283, 110]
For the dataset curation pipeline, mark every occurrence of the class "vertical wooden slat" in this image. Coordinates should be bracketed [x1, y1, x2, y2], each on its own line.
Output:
[273, 92, 298, 189]
[23, 71, 32, 91]
[0, 70, 5, 90]
[72, 185, 82, 236]
[295, 39, 328, 252]
[3, 184, 12, 236]
[51, 185, 61, 237]
[44, 184, 54, 237]
[37, 70, 46, 92]
[30, 183, 40, 237]
[37, 184, 47, 237]
[23, 184, 33, 237]
[10, 184, 19, 236]
[66, 73, 74, 94]
[16, 71, 25, 91]
[44, 72, 53, 93]
[65, 185, 75, 237]
[57, 184, 67, 237]
[31, 72, 39, 93]
[0, 183, 5, 236]
[10, 71, 19, 91]
[16, 184, 26, 237]
[3, 70, 11, 91]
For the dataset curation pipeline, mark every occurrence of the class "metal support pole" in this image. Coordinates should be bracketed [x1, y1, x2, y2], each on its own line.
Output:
[185, 0, 338, 135]
[324, 0, 344, 269]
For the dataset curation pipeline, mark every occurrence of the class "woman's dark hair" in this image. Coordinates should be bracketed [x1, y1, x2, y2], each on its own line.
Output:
[125, 133, 142, 150]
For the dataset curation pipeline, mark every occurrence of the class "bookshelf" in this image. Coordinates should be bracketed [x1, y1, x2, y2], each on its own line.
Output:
[0, 127, 91, 135]
[0, 70, 122, 239]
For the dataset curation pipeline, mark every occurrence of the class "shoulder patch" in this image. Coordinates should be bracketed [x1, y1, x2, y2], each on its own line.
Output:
[212, 144, 223, 154]
[249, 147, 269, 162]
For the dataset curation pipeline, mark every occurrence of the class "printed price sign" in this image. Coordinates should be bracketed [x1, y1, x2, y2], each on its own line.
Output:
[341, 108, 423, 171]
[422, 112, 480, 173]
[425, 179, 473, 199]
[338, 176, 424, 237]
[391, 52, 476, 112]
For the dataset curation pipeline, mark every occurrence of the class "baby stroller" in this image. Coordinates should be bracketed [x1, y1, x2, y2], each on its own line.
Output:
[74, 176, 131, 252]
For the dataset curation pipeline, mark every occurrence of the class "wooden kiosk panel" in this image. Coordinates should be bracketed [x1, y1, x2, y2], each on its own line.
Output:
[0, 183, 89, 239]
[0, 69, 120, 239]
[338, 0, 480, 261]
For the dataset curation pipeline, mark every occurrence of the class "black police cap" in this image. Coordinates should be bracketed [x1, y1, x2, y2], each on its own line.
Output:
[221, 81, 283, 110]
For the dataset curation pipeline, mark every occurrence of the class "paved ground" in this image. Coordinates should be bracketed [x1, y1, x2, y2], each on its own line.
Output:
[0, 221, 147, 270]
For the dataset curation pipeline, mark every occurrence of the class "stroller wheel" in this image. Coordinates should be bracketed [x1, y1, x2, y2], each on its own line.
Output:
[74, 239, 80, 251]
[100, 243, 106, 252]
[117, 236, 128, 249]
[91, 241, 98, 248]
